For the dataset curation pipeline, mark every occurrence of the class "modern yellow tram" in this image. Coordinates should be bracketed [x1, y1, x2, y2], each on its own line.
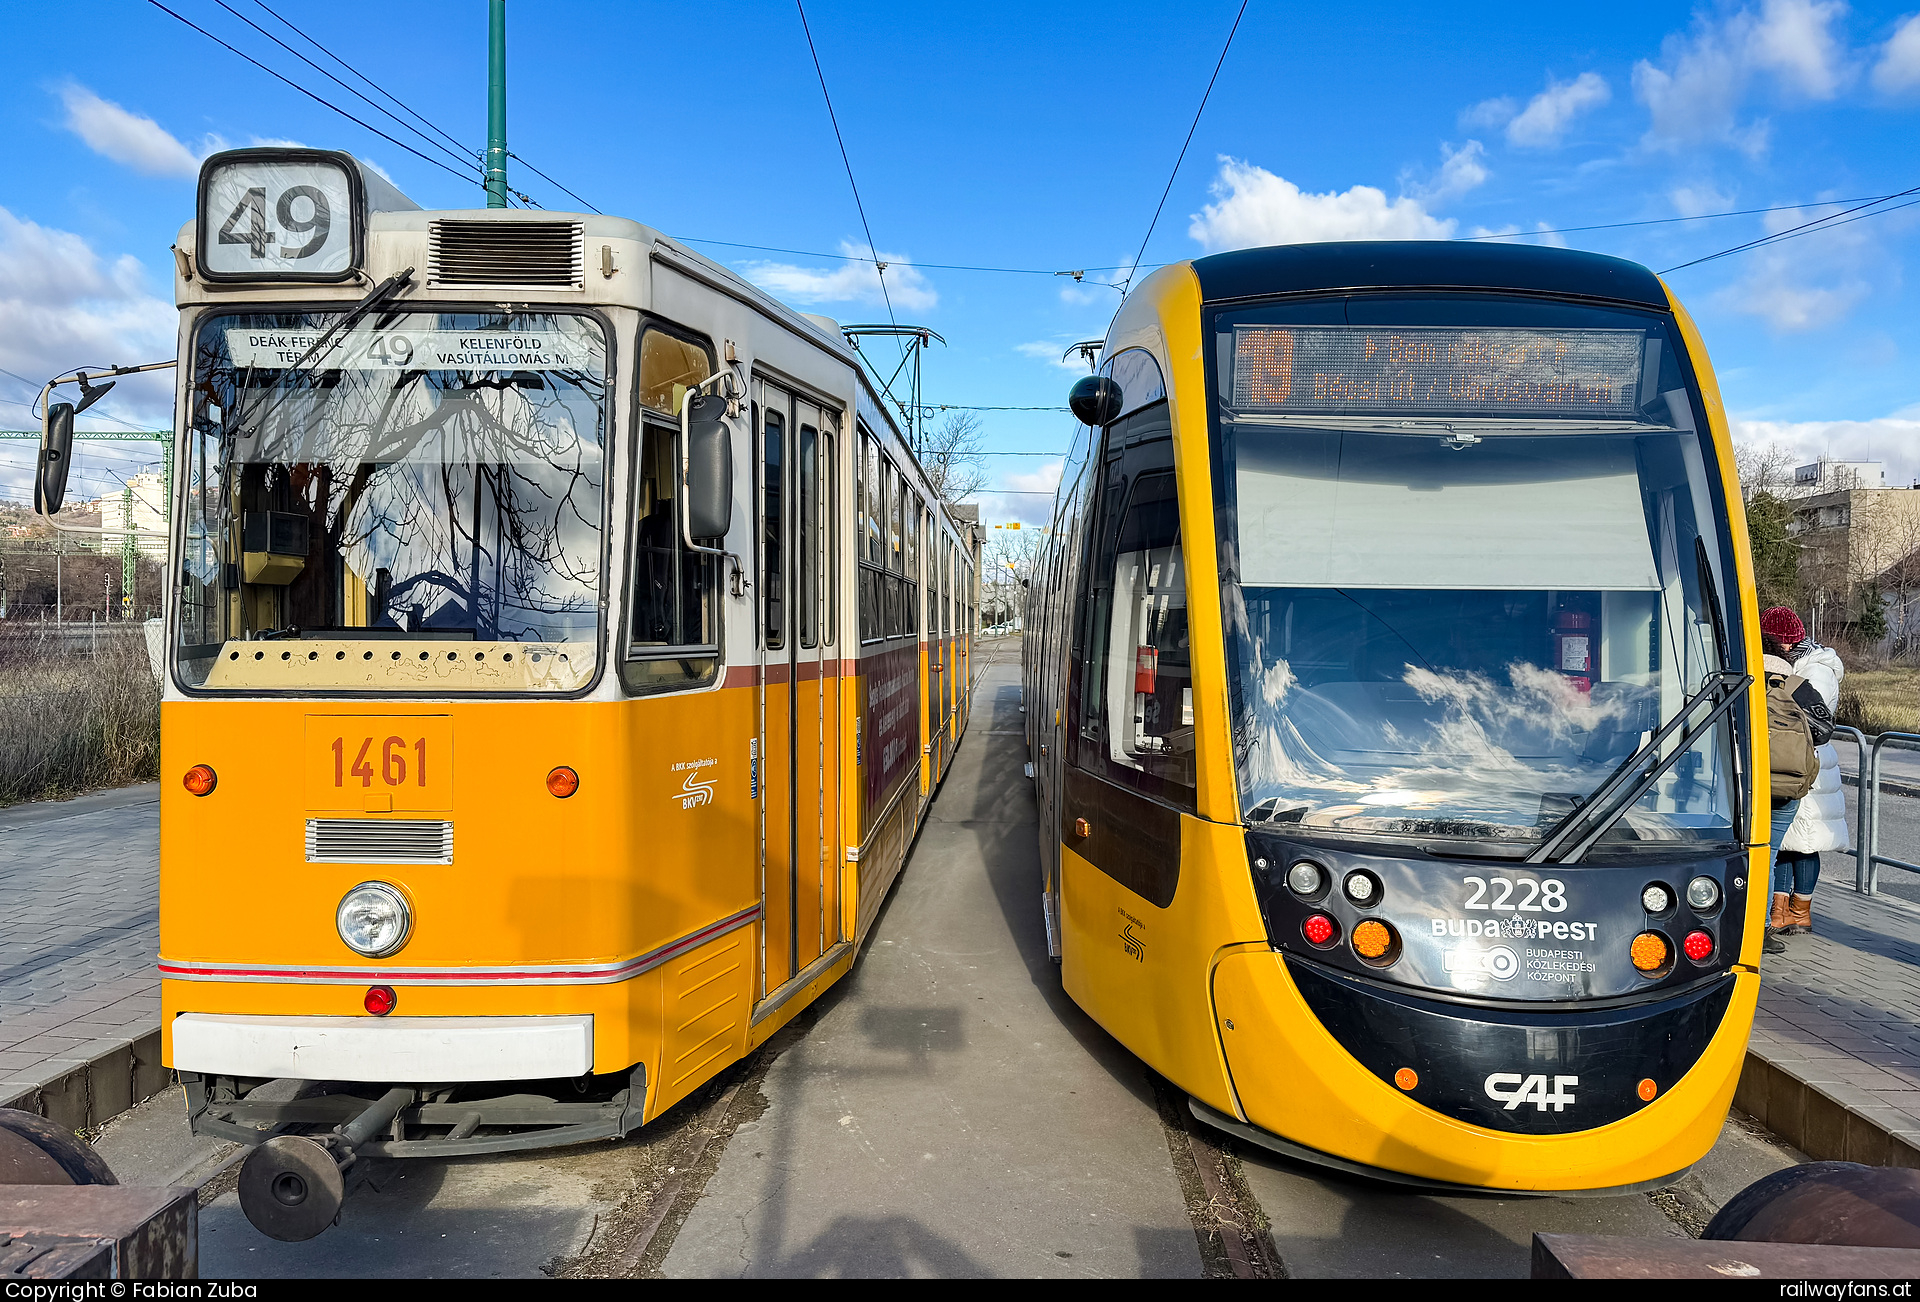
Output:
[1024, 242, 1766, 1192]
[33, 148, 982, 1238]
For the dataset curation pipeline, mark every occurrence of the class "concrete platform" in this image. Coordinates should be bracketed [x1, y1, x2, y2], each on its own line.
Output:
[663, 650, 1203, 1278]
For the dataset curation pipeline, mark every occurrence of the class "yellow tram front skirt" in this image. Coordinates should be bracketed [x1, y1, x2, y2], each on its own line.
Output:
[1209, 950, 1762, 1192]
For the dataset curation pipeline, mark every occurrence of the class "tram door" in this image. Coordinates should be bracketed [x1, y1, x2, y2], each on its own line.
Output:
[757, 381, 835, 997]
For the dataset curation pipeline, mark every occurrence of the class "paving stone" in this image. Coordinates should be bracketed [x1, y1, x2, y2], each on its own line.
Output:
[0, 793, 160, 1099]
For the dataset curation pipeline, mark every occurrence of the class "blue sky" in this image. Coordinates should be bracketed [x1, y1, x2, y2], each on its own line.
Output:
[3, 0, 1918, 522]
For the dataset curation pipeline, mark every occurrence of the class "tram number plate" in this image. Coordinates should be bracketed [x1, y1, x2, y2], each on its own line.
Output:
[305, 716, 452, 811]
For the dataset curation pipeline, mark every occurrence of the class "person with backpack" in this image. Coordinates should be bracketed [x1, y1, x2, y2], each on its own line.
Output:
[1758, 606, 1843, 953]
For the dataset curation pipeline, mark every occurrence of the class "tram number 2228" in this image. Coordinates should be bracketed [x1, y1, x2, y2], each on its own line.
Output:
[331, 735, 429, 789]
[1463, 876, 1568, 913]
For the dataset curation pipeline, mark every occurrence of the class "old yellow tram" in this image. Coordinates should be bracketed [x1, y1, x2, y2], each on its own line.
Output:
[1024, 242, 1768, 1193]
[53, 148, 978, 1238]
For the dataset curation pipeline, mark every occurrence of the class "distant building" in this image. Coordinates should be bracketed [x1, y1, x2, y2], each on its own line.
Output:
[83, 471, 167, 558]
[1787, 481, 1920, 642]
[1791, 459, 1886, 495]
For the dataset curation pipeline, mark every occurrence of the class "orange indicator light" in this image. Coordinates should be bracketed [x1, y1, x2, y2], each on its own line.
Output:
[1394, 1067, 1418, 1091]
[1638, 1078, 1658, 1102]
[1630, 931, 1669, 973]
[1353, 920, 1393, 960]
[183, 764, 217, 797]
[546, 766, 580, 799]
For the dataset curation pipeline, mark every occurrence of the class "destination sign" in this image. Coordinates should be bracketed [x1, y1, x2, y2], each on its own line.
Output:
[226, 329, 601, 372]
[1230, 325, 1645, 420]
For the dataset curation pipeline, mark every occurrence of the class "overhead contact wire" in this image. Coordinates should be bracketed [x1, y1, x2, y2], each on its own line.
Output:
[795, 0, 902, 353]
[1120, 0, 1250, 296]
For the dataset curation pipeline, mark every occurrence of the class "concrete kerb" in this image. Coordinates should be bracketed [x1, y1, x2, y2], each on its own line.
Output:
[1738, 1045, 1920, 1171]
[1, 1029, 170, 1132]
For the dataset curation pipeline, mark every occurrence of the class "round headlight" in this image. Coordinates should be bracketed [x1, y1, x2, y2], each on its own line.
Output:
[1286, 861, 1324, 896]
[1344, 871, 1379, 905]
[1687, 875, 1721, 911]
[336, 882, 411, 958]
[1641, 884, 1673, 915]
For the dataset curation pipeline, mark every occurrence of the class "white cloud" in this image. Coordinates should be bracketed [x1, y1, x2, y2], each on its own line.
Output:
[0, 209, 177, 502]
[1460, 96, 1518, 131]
[1016, 341, 1090, 372]
[1734, 409, 1920, 488]
[1672, 183, 1737, 217]
[1406, 141, 1490, 204]
[1188, 157, 1455, 253]
[1505, 73, 1611, 147]
[1873, 13, 1920, 93]
[1716, 201, 1887, 331]
[1633, 0, 1850, 154]
[59, 83, 222, 177]
[975, 460, 1065, 529]
[738, 240, 936, 312]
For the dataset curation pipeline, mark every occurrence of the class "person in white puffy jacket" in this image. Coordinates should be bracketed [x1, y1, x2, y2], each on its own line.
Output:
[1761, 605, 1846, 939]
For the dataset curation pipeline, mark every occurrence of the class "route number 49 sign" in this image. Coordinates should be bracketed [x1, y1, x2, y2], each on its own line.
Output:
[197, 150, 361, 282]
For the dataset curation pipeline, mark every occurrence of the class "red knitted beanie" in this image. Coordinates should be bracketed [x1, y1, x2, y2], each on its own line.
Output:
[1760, 606, 1806, 645]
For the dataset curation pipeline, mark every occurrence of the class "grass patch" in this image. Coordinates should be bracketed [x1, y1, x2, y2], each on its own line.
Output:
[0, 628, 161, 806]
[1837, 667, 1920, 738]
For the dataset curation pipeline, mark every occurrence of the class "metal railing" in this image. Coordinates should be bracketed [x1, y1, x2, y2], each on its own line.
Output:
[1834, 726, 1920, 895]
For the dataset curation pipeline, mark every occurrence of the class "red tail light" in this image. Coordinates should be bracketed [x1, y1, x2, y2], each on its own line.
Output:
[1303, 914, 1335, 946]
[364, 985, 397, 1016]
[1683, 930, 1713, 962]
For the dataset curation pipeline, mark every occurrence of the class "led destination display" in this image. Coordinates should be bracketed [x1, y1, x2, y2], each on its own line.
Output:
[1230, 325, 1645, 420]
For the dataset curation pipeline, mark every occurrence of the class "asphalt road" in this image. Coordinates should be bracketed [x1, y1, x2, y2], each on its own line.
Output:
[75, 636, 1802, 1278]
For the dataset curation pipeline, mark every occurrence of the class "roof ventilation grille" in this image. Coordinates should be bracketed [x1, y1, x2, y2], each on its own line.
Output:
[429, 220, 583, 288]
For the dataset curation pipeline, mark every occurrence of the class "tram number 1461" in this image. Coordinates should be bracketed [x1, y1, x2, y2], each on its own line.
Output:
[304, 718, 453, 811]
[331, 735, 428, 788]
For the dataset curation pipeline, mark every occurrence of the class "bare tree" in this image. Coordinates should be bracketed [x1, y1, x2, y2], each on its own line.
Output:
[981, 526, 1044, 627]
[918, 412, 989, 503]
[1733, 440, 1797, 504]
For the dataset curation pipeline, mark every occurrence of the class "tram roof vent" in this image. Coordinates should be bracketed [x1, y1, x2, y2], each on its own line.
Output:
[429, 220, 584, 289]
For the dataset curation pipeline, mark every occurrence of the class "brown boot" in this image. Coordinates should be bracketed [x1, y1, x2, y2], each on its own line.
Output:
[1788, 894, 1813, 933]
[1769, 892, 1790, 933]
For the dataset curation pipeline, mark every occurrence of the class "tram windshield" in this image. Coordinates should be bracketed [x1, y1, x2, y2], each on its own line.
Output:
[1213, 297, 1739, 849]
[175, 310, 608, 692]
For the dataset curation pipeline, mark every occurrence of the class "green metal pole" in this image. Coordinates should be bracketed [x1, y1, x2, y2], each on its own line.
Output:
[485, 0, 508, 208]
[122, 485, 136, 620]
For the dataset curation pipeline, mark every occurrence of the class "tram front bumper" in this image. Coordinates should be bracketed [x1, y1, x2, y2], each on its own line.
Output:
[171, 1012, 593, 1082]
[1210, 948, 1760, 1191]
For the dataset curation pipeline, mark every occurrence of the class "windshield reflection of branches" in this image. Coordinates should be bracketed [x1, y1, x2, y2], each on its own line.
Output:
[309, 369, 605, 640]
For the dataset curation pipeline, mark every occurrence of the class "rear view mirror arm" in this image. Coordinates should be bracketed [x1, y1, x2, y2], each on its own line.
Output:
[34, 360, 178, 533]
[679, 372, 746, 595]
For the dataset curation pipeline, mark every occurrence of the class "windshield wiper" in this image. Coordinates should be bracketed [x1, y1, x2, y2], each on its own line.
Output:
[1524, 669, 1750, 865]
[229, 266, 415, 435]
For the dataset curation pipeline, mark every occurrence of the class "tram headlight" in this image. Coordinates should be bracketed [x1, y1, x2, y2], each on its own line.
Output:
[1641, 883, 1673, 915]
[336, 882, 411, 958]
[1343, 871, 1380, 906]
[1686, 876, 1721, 912]
[1286, 861, 1324, 897]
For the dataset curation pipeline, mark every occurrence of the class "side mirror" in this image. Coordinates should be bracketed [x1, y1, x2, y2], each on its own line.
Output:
[684, 392, 733, 542]
[36, 401, 75, 515]
[1068, 376, 1122, 427]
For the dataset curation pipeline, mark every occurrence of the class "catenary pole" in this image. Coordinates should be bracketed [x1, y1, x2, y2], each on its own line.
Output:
[485, 1, 508, 208]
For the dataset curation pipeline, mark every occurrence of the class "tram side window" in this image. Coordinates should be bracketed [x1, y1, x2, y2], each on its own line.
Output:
[627, 416, 718, 693]
[823, 426, 837, 648]
[639, 327, 712, 415]
[1069, 400, 1195, 807]
[799, 423, 817, 650]
[764, 410, 784, 650]
[857, 429, 884, 644]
